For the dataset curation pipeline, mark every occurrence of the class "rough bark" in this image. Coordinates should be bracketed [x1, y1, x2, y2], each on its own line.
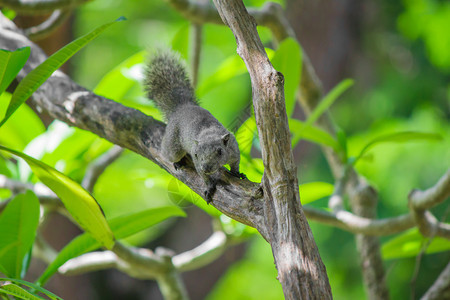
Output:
[211, 1, 332, 298]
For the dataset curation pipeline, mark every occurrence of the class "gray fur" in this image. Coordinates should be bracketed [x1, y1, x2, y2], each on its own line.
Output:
[145, 50, 245, 202]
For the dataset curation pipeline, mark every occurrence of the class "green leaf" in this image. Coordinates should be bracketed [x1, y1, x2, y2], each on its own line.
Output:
[353, 131, 442, 165]
[0, 17, 126, 127]
[0, 145, 115, 250]
[37, 206, 184, 285]
[271, 38, 302, 117]
[0, 47, 30, 97]
[235, 116, 257, 157]
[305, 78, 354, 127]
[171, 24, 190, 60]
[0, 278, 61, 300]
[94, 50, 145, 100]
[289, 119, 341, 152]
[197, 48, 275, 97]
[0, 191, 39, 278]
[299, 182, 334, 205]
[111, 206, 185, 238]
[36, 234, 98, 286]
[0, 93, 45, 150]
[0, 283, 45, 300]
[336, 127, 348, 162]
[382, 228, 450, 259]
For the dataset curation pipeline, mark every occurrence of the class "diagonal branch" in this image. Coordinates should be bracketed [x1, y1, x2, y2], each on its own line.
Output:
[24, 9, 71, 41]
[0, 13, 265, 231]
[81, 145, 124, 193]
[211, 0, 332, 298]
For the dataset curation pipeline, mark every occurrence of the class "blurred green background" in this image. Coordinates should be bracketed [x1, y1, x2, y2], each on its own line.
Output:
[1, 0, 449, 299]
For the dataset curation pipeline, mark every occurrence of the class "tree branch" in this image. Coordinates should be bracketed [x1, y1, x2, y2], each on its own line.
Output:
[24, 9, 71, 41]
[81, 145, 124, 193]
[0, 174, 60, 212]
[0, 13, 265, 231]
[211, 0, 332, 298]
[0, 0, 89, 14]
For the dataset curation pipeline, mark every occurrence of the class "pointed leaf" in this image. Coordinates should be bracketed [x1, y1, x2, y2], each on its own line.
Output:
[0, 17, 126, 127]
[0, 191, 39, 278]
[235, 116, 257, 156]
[271, 38, 302, 117]
[382, 228, 450, 259]
[299, 182, 334, 205]
[197, 48, 275, 97]
[171, 24, 190, 60]
[0, 47, 30, 97]
[0, 283, 45, 300]
[0, 278, 61, 300]
[0, 145, 114, 250]
[37, 206, 184, 285]
[305, 78, 354, 127]
[353, 131, 442, 165]
[289, 119, 341, 152]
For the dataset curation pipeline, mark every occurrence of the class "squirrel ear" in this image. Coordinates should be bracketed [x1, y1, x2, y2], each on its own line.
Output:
[222, 133, 230, 146]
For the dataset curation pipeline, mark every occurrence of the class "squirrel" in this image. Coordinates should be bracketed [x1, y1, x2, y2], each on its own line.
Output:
[144, 50, 246, 203]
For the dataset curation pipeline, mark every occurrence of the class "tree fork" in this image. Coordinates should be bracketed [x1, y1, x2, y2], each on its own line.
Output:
[211, 0, 332, 298]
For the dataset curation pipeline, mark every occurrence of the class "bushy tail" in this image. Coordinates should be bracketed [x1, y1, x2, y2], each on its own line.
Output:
[144, 50, 198, 120]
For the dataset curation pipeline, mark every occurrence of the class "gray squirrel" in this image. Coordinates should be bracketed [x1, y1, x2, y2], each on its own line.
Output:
[144, 50, 246, 202]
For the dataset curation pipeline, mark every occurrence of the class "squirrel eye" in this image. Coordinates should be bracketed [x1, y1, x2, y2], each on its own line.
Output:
[194, 153, 198, 158]
[217, 149, 222, 156]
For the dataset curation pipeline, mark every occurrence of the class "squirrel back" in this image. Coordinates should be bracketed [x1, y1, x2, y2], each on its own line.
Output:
[144, 51, 199, 120]
[144, 49, 245, 202]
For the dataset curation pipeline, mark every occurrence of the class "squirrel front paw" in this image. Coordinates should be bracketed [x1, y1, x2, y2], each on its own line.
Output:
[204, 185, 217, 204]
[173, 157, 188, 171]
[229, 170, 247, 180]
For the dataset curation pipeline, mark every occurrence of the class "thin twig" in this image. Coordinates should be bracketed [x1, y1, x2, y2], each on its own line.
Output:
[190, 23, 202, 88]
[81, 145, 124, 193]
[411, 205, 450, 299]
[173, 231, 227, 272]
[0, 0, 90, 14]
[24, 9, 71, 41]
[421, 262, 450, 300]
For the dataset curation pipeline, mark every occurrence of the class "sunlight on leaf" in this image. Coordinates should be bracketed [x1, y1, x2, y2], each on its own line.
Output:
[0, 191, 39, 278]
[305, 78, 354, 127]
[0, 145, 115, 250]
[0, 17, 125, 127]
[382, 228, 450, 259]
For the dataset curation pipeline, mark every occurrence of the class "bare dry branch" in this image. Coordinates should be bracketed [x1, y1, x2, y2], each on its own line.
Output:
[0, 12, 265, 230]
[173, 231, 227, 272]
[81, 145, 124, 193]
[421, 262, 450, 300]
[410, 169, 450, 211]
[0, 0, 89, 14]
[24, 9, 71, 41]
[0, 174, 60, 211]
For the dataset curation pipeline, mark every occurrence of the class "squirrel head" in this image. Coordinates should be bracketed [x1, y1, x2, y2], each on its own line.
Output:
[193, 133, 231, 175]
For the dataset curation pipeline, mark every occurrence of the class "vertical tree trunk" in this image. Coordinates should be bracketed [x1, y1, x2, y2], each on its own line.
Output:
[212, 1, 333, 298]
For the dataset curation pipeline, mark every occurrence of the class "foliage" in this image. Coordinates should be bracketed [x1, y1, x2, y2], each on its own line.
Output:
[0, 0, 449, 299]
